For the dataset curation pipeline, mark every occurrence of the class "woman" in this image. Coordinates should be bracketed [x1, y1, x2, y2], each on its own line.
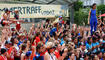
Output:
[0, 48, 7, 60]
[21, 41, 30, 60]
[88, 3, 97, 35]
[44, 42, 57, 60]
[0, 8, 11, 26]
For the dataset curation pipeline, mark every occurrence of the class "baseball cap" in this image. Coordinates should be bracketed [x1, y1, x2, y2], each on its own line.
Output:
[59, 16, 62, 18]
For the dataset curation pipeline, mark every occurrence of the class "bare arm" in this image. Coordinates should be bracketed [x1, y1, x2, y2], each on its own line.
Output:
[88, 10, 91, 24]
[3, 14, 8, 21]
[25, 41, 30, 52]
[21, 54, 25, 60]
[44, 52, 49, 60]
[30, 46, 36, 60]
[28, 24, 35, 37]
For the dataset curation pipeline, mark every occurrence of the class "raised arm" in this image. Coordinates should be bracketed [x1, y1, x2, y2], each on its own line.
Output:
[25, 40, 30, 52]
[30, 46, 36, 60]
[28, 24, 35, 37]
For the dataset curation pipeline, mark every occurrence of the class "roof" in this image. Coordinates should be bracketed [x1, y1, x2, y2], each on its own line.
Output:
[0, 0, 78, 5]
[30, 0, 78, 5]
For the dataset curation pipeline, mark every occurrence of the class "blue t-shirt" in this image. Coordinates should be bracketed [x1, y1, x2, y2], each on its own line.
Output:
[102, 40, 105, 43]
[101, 49, 105, 53]
[45, 36, 49, 44]
[86, 43, 92, 50]
[75, 44, 78, 49]
[17, 41, 23, 46]
[68, 59, 70, 60]
[33, 52, 44, 60]
[92, 42, 99, 53]
[68, 56, 76, 60]
[60, 38, 65, 45]
[50, 27, 57, 36]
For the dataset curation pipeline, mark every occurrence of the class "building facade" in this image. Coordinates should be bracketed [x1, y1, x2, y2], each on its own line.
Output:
[81, 0, 105, 6]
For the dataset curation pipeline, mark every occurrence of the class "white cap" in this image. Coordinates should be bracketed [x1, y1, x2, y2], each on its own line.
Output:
[15, 9, 19, 12]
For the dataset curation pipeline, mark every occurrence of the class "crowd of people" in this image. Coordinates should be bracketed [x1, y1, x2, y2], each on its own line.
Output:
[0, 4, 105, 60]
[0, 15, 105, 60]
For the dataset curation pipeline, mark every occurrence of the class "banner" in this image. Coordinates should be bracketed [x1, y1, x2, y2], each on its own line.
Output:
[0, 4, 69, 18]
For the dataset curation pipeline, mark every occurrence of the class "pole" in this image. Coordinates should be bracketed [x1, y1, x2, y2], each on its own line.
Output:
[70, 5, 74, 28]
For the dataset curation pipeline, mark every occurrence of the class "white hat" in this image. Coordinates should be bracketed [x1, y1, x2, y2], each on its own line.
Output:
[46, 42, 54, 49]
[14, 9, 19, 12]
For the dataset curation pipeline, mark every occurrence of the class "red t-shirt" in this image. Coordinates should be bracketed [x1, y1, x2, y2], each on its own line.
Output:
[40, 51, 47, 56]
[7, 47, 14, 60]
[35, 36, 40, 45]
[16, 23, 21, 31]
[61, 20, 64, 24]
[0, 55, 7, 60]
[54, 51, 60, 58]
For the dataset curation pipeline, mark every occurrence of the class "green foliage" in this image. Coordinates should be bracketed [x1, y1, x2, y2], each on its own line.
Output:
[74, 0, 83, 11]
[73, 0, 89, 25]
[97, 4, 105, 14]
[74, 8, 90, 25]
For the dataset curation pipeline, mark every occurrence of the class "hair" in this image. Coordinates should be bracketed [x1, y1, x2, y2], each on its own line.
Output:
[86, 38, 92, 45]
[103, 35, 105, 40]
[92, 3, 96, 8]
[92, 36, 97, 43]
[36, 42, 43, 52]
[21, 44, 26, 51]
[78, 36, 83, 41]
[1, 48, 7, 54]
[36, 32, 40, 36]
[10, 38, 15, 45]
[88, 37, 92, 41]
[4, 8, 9, 13]
[72, 37, 76, 41]
[46, 19, 50, 23]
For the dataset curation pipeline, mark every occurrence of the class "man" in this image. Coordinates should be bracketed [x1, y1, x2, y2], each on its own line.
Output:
[33, 42, 45, 60]
[14, 9, 19, 20]
[0, 48, 7, 60]
[97, 51, 103, 60]
[44, 42, 57, 60]
[5, 40, 15, 60]
[54, 44, 61, 59]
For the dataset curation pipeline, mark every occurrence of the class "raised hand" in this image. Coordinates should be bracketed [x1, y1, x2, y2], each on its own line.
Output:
[37, 23, 40, 28]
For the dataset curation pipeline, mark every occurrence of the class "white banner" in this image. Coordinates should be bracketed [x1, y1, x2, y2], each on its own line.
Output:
[0, 4, 69, 18]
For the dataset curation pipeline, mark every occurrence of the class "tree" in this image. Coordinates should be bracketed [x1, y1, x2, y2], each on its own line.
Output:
[97, 4, 105, 14]
[74, 8, 90, 25]
[97, 4, 105, 21]
[73, 0, 87, 25]
[74, 0, 83, 11]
